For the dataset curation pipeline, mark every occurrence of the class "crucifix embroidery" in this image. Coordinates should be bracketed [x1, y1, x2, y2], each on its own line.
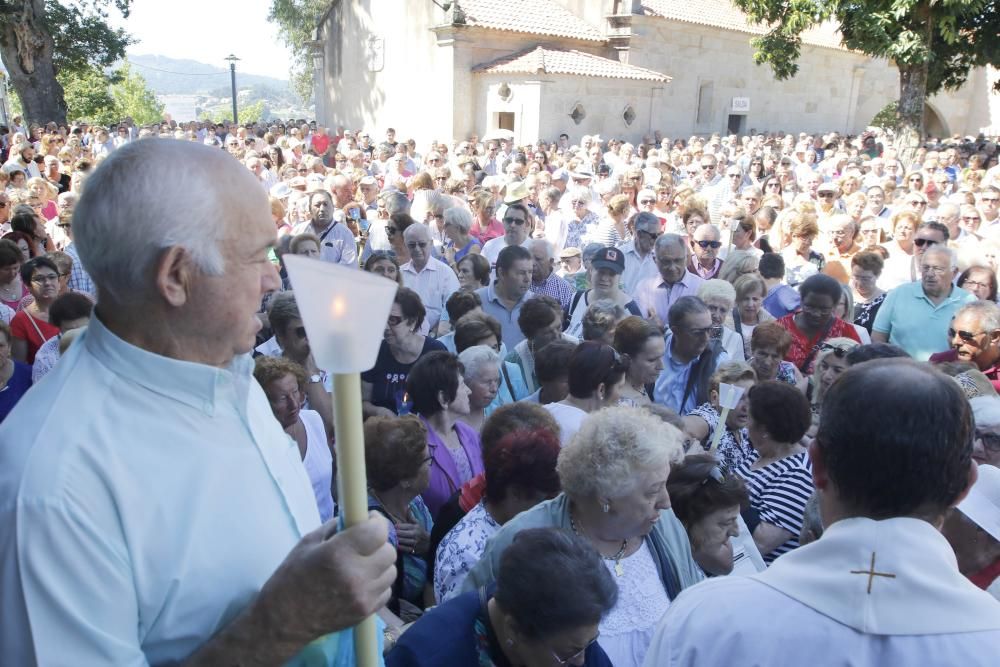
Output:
[850, 552, 897, 594]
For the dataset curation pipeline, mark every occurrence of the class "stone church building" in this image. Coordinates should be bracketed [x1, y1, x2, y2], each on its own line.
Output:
[313, 0, 999, 146]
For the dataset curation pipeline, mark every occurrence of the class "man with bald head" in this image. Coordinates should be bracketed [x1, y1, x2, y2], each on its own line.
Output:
[688, 223, 723, 280]
[0, 140, 395, 664]
[872, 245, 976, 360]
[400, 223, 459, 335]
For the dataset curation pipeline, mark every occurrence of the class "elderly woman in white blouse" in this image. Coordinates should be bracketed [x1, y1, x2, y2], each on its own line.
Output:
[697, 279, 747, 361]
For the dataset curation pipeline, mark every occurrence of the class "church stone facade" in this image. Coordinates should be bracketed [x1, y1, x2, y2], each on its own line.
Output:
[314, 0, 999, 146]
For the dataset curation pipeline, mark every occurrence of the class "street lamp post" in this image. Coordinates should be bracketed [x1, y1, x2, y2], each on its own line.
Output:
[224, 54, 240, 125]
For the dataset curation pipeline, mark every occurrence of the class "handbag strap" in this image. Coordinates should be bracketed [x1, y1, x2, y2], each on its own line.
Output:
[798, 316, 836, 373]
[26, 311, 48, 344]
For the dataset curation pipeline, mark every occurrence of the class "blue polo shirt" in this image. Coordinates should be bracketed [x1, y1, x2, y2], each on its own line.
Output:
[475, 284, 535, 350]
[872, 282, 975, 361]
[654, 333, 729, 414]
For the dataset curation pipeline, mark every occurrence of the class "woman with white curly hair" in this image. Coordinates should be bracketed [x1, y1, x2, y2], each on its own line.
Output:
[463, 406, 704, 667]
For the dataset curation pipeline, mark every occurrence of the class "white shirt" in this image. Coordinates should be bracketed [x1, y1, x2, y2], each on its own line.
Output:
[621, 240, 659, 298]
[299, 409, 335, 522]
[644, 517, 1000, 667]
[292, 219, 358, 268]
[400, 256, 460, 334]
[543, 402, 588, 446]
[481, 235, 530, 267]
[0, 317, 320, 665]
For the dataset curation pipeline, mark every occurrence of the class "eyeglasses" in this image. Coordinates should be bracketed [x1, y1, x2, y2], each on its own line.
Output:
[694, 240, 722, 249]
[765, 182, 781, 189]
[906, 200, 927, 207]
[638, 199, 655, 205]
[727, 173, 741, 178]
[982, 198, 1000, 205]
[571, 199, 587, 207]
[294, 326, 308, 339]
[962, 216, 982, 223]
[682, 325, 714, 337]
[908, 176, 923, 182]
[913, 238, 939, 248]
[961, 279, 989, 291]
[406, 241, 428, 250]
[31, 273, 59, 284]
[820, 342, 853, 358]
[700, 164, 715, 170]
[386, 226, 398, 236]
[976, 430, 1000, 453]
[386, 315, 403, 327]
[818, 192, 835, 198]
[502, 217, 526, 226]
[948, 327, 987, 343]
[550, 633, 600, 665]
[920, 265, 949, 275]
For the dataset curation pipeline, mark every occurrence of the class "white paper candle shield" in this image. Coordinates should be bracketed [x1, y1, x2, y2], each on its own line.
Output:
[283, 255, 399, 373]
[718, 382, 747, 410]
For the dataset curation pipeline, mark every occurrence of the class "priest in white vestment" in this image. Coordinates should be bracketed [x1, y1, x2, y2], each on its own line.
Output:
[644, 360, 1000, 666]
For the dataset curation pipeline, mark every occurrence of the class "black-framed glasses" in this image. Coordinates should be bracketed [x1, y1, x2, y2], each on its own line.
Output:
[948, 327, 987, 343]
[386, 226, 398, 236]
[386, 315, 403, 327]
[502, 217, 526, 226]
[406, 241, 428, 250]
[638, 198, 655, 205]
[294, 326, 308, 339]
[820, 342, 852, 357]
[30, 273, 59, 284]
[694, 240, 722, 249]
[913, 238, 939, 248]
[976, 430, 1000, 453]
[700, 164, 715, 170]
[818, 192, 836, 198]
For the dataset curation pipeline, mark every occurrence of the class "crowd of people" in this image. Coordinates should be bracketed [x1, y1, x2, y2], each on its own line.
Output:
[1, 116, 1000, 665]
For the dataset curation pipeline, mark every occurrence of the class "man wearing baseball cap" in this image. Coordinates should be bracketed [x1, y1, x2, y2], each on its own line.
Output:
[565, 246, 642, 338]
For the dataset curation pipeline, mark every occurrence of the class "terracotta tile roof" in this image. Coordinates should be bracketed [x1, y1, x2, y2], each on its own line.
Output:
[640, 1, 845, 50]
[473, 46, 671, 82]
[457, 0, 604, 42]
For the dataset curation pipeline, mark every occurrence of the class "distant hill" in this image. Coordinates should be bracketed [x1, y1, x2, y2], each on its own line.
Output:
[127, 53, 292, 96]
[126, 53, 312, 121]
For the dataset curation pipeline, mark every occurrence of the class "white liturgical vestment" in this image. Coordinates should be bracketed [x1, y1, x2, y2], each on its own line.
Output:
[643, 517, 1000, 666]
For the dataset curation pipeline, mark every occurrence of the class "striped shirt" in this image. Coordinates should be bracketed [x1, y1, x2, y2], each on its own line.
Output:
[736, 450, 813, 563]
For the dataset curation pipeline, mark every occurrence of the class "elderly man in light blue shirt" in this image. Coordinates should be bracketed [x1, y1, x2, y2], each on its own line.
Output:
[0, 139, 395, 665]
[872, 246, 975, 361]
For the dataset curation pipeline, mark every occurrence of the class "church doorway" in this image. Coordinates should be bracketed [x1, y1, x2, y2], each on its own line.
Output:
[727, 114, 745, 135]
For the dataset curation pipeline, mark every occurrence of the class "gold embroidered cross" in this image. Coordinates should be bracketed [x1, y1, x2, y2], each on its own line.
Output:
[850, 552, 896, 594]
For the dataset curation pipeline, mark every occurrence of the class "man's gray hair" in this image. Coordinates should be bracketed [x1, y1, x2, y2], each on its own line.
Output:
[73, 139, 241, 303]
[267, 291, 301, 335]
[528, 237, 553, 258]
[654, 232, 687, 254]
[443, 206, 472, 233]
[383, 190, 411, 217]
[458, 344, 501, 380]
[668, 295, 709, 328]
[922, 244, 957, 270]
[958, 300, 1000, 333]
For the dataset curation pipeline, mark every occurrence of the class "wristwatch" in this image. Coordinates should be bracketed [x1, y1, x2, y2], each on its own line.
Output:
[309, 373, 322, 384]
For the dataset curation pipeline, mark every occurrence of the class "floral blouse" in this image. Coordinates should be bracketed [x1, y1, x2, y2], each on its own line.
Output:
[687, 402, 753, 472]
[433, 501, 501, 604]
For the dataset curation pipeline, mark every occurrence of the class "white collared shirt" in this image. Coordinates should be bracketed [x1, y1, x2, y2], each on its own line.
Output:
[0, 317, 320, 665]
[400, 256, 460, 333]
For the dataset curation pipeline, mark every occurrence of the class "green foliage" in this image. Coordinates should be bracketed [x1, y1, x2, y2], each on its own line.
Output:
[56, 63, 163, 125]
[43, 0, 133, 75]
[267, 0, 328, 102]
[870, 101, 900, 132]
[200, 100, 268, 124]
[111, 64, 164, 125]
[59, 65, 118, 125]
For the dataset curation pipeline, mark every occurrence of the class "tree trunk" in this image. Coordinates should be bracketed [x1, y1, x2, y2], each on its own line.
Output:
[0, 0, 67, 125]
[894, 6, 932, 169]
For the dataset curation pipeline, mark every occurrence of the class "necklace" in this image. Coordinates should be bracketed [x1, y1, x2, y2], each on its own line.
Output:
[570, 511, 628, 576]
[0, 278, 19, 300]
[368, 489, 410, 525]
